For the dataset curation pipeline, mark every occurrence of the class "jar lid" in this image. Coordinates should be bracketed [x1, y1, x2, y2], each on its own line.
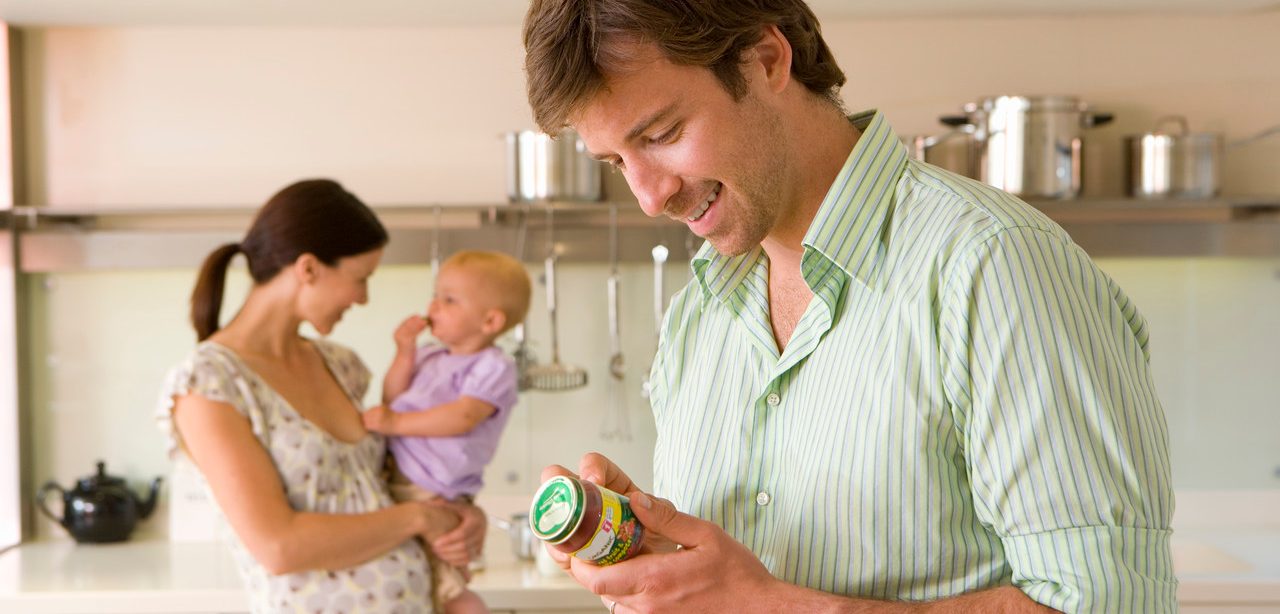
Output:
[529, 476, 585, 544]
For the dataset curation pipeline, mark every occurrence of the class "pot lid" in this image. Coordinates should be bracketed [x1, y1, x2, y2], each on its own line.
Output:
[965, 95, 1085, 113]
[1126, 115, 1221, 139]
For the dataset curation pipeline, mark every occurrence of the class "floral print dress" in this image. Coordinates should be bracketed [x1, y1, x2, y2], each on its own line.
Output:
[157, 339, 432, 613]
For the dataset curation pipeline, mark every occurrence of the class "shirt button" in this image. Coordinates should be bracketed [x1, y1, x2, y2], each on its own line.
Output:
[756, 491, 772, 506]
[765, 393, 781, 407]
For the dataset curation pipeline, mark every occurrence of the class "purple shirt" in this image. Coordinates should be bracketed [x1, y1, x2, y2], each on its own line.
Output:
[386, 344, 518, 500]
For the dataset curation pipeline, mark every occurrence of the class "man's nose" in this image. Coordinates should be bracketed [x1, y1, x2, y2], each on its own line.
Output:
[626, 161, 681, 218]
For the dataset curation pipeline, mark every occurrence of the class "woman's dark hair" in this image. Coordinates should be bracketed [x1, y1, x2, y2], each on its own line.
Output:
[189, 179, 389, 341]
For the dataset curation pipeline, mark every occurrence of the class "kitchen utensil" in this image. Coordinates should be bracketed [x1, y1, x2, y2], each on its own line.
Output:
[1125, 118, 1280, 199]
[1125, 116, 1223, 199]
[903, 130, 980, 179]
[489, 512, 538, 561]
[934, 95, 1114, 199]
[37, 460, 162, 543]
[511, 203, 536, 391]
[651, 244, 668, 333]
[505, 128, 604, 202]
[525, 205, 588, 392]
[430, 205, 442, 278]
[602, 204, 630, 440]
[641, 243, 668, 398]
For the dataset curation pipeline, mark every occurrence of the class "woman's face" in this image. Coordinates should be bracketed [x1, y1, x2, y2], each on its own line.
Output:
[299, 248, 383, 335]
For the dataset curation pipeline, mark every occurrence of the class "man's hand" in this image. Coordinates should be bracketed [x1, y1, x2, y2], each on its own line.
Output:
[538, 454, 678, 574]
[573, 491, 780, 613]
[393, 315, 428, 354]
[429, 499, 487, 569]
[361, 405, 397, 434]
[539, 453, 777, 613]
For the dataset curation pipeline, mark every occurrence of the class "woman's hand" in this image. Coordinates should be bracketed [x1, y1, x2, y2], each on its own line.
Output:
[427, 499, 487, 569]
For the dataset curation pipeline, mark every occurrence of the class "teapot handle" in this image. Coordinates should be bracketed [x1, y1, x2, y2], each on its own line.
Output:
[36, 481, 66, 525]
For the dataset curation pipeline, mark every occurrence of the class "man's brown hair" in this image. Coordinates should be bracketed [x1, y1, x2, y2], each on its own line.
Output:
[523, 0, 846, 134]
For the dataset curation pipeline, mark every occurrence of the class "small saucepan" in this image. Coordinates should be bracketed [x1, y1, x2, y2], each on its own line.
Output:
[505, 128, 604, 203]
[489, 512, 538, 561]
[1125, 116, 1223, 199]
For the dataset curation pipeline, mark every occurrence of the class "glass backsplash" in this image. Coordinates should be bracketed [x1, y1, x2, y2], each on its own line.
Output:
[19, 258, 1280, 538]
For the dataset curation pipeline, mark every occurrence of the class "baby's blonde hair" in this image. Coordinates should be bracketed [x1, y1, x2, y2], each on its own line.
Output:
[441, 250, 532, 334]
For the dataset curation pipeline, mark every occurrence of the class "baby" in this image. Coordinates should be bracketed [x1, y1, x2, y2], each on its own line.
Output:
[362, 250, 532, 614]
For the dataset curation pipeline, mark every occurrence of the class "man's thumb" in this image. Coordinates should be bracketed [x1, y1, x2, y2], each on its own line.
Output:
[629, 491, 699, 545]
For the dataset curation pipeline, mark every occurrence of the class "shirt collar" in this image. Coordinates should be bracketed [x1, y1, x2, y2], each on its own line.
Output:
[691, 110, 909, 301]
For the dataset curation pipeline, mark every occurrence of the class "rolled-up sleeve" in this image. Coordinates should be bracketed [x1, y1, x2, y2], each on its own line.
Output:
[940, 226, 1177, 613]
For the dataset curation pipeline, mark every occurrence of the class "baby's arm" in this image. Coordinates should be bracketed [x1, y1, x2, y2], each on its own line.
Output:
[362, 397, 497, 437]
[382, 315, 428, 405]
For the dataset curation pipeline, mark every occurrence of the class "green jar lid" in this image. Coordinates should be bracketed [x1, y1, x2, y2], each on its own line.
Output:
[529, 476, 584, 544]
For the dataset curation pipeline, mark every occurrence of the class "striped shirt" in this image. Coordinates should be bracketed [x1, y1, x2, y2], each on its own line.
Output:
[649, 110, 1176, 613]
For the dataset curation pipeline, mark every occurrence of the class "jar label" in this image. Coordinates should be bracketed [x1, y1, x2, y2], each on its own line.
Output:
[572, 488, 643, 566]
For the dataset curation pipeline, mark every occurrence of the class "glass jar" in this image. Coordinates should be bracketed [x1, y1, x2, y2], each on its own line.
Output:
[528, 475, 644, 566]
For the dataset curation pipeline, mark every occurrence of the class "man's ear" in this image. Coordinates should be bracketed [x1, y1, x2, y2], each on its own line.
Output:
[482, 309, 508, 336]
[293, 253, 320, 285]
[747, 24, 792, 94]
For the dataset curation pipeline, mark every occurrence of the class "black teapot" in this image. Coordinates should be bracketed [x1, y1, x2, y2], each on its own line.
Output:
[36, 461, 163, 543]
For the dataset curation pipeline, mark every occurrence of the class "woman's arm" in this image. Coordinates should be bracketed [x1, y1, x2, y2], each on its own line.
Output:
[173, 393, 430, 575]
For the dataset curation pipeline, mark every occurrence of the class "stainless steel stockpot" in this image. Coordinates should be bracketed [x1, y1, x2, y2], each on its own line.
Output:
[505, 128, 604, 202]
[940, 95, 1114, 199]
[1124, 116, 1223, 199]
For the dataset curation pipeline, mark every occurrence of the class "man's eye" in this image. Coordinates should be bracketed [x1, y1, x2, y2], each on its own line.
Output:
[650, 126, 680, 144]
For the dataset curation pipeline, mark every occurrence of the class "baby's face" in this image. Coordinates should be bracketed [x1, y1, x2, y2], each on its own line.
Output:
[426, 265, 498, 346]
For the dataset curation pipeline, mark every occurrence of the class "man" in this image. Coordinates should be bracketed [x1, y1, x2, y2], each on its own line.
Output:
[523, 1, 1176, 612]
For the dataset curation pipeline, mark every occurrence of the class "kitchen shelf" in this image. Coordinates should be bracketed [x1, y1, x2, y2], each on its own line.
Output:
[1027, 196, 1280, 224]
[6, 202, 698, 272]
[5, 196, 1280, 272]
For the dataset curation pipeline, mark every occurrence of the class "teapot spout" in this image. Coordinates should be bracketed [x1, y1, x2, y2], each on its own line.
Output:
[137, 477, 163, 519]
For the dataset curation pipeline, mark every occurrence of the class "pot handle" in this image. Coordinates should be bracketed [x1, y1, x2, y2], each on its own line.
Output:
[1153, 115, 1190, 136]
[1227, 124, 1280, 149]
[938, 115, 972, 128]
[1085, 112, 1115, 128]
[35, 481, 66, 525]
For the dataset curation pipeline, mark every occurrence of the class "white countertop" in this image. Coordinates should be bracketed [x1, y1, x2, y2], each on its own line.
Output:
[1171, 529, 1280, 604]
[2, 530, 1277, 612]
[0, 537, 600, 613]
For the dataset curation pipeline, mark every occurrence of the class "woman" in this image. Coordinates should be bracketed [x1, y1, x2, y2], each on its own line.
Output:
[157, 179, 486, 613]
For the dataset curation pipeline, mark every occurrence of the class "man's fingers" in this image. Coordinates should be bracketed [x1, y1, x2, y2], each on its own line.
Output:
[628, 492, 706, 548]
[570, 554, 640, 599]
[578, 452, 638, 495]
[539, 463, 577, 483]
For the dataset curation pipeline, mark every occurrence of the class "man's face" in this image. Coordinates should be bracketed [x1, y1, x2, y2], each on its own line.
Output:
[573, 45, 791, 257]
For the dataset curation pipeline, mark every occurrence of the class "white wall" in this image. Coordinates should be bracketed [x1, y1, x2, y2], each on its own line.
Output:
[17, 14, 1280, 538]
[23, 15, 1280, 208]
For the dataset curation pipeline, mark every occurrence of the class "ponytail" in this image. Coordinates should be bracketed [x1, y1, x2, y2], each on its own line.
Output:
[190, 243, 242, 341]
[186, 179, 386, 342]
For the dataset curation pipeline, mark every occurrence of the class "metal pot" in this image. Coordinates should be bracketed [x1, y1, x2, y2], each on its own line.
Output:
[938, 95, 1114, 199]
[903, 130, 979, 179]
[490, 512, 538, 561]
[505, 128, 603, 202]
[1125, 116, 1223, 199]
